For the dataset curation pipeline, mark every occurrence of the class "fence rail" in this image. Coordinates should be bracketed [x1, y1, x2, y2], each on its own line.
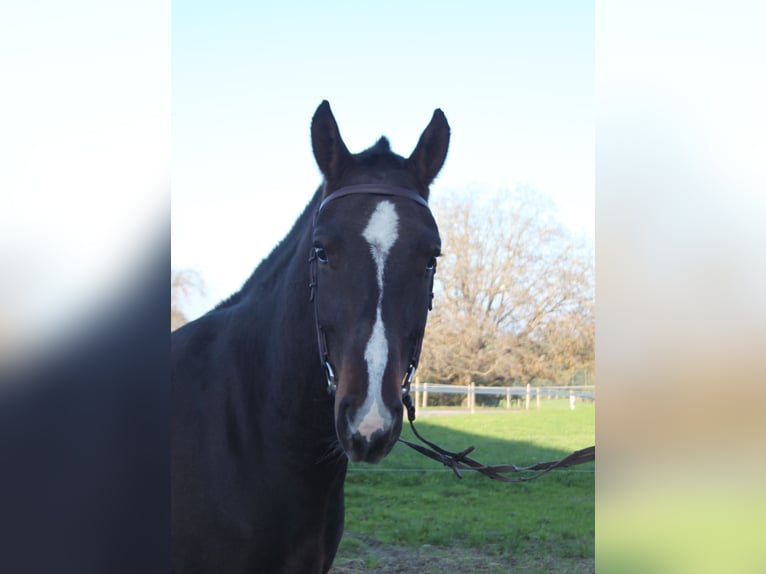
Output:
[410, 383, 595, 411]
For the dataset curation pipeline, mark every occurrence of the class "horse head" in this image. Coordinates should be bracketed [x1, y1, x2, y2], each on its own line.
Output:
[310, 101, 450, 463]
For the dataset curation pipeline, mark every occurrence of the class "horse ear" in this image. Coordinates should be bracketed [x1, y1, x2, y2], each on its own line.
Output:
[311, 101, 352, 182]
[408, 109, 450, 189]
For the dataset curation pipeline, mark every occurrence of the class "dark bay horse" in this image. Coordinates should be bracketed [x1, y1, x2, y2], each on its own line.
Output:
[172, 101, 449, 573]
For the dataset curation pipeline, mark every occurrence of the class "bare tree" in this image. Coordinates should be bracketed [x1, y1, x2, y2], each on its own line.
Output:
[171, 269, 204, 331]
[421, 187, 594, 386]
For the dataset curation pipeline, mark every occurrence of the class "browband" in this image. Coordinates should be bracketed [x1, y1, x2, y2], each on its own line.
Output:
[317, 184, 429, 213]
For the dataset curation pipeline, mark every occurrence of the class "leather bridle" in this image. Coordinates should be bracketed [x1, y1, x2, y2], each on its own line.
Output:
[308, 184, 434, 398]
[307, 184, 596, 481]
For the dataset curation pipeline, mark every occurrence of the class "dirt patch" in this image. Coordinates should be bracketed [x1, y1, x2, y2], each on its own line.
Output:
[330, 533, 594, 574]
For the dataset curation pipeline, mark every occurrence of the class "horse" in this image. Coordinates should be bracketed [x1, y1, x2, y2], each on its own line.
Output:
[172, 100, 450, 573]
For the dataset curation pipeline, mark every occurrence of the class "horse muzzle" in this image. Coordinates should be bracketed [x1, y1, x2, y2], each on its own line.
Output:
[335, 394, 403, 463]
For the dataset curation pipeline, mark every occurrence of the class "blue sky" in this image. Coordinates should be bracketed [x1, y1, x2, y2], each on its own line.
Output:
[172, 1, 594, 318]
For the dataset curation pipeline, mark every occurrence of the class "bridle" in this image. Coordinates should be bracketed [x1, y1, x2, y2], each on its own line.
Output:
[308, 183, 434, 398]
[307, 183, 596, 482]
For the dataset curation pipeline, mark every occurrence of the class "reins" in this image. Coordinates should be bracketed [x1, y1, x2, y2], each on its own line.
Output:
[397, 394, 595, 482]
[309, 184, 595, 482]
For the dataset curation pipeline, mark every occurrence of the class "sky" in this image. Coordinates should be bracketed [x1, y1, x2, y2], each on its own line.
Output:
[172, 0, 595, 320]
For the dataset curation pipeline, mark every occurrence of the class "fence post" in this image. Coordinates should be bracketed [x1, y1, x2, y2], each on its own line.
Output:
[569, 390, 576, 410]
[470, 382, 476, 414]
[536, 387, 540, 409]
[414, 375, 421, 409]
[525, 383, 531, 410]
[505, 387, 511, 410]
[423, 382, 428, 409]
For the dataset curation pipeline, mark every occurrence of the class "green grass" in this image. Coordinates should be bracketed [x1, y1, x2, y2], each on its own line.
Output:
[334, 401, 594, 572]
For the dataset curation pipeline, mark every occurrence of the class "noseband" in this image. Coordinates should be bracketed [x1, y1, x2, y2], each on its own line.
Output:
[308, 184, 434, 400]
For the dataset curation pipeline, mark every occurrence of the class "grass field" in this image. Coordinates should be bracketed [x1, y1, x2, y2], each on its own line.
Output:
[331, 401, 595, 573]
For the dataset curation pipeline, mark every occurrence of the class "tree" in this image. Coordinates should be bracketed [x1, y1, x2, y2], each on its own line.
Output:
[421, 187, 594, 387]
[171, 269, 204, 331]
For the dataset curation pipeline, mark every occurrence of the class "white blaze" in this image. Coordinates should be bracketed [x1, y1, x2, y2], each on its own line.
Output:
[354, 201, 399, 440]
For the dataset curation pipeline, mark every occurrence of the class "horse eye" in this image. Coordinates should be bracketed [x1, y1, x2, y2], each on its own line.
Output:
[426, 256, 438, 271]
[314, 246, 329, 264]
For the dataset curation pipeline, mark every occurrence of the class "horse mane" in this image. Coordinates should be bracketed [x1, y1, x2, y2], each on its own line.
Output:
[356, 137, 405, 165]
[214, 186, 323, 310]
[371, 137, 390, 152]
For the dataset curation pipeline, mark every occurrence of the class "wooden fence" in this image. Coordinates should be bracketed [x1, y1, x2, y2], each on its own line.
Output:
[410, 383, 595, 413]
